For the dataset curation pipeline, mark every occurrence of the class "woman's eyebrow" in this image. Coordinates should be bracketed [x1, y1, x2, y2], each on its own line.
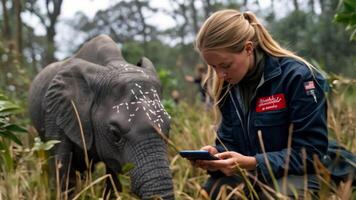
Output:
[218, 61, 229, 66]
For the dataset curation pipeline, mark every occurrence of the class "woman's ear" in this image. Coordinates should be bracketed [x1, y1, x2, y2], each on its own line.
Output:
[244, 41, 254, 55]
[45, 58, 102, 150]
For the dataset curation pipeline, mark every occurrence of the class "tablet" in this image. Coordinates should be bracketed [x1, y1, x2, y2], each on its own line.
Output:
[179, 150, 220, 160]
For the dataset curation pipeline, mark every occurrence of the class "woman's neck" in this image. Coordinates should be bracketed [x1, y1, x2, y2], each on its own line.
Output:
[242, 47, 264, 83]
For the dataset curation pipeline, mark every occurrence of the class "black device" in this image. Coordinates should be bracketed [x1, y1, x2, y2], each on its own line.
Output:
[179, 150, 220, 160]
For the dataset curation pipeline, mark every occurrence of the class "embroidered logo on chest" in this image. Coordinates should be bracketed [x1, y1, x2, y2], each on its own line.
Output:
[256, 93, 286, 112]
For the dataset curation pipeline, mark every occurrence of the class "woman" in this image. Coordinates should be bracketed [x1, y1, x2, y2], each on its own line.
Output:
[194, 9, 329, 199]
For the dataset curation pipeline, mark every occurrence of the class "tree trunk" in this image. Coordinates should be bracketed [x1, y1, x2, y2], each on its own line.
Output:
[43, 0, 63, 65]
[1, 0, 11, 39]
[309, 0, 315, 14]
[179, 1, 189, 46]
[293, 0, 299, 11]
[203, 0, 212, 19]
[27, 30, 39, 72]
[189, 0, 199, 35]
[169, 0, 188, 46]
[45, 25, 56, 65]
[319, 0, 325, 13]
[14, 0, 22, 60]
[134, 0, 148, 51]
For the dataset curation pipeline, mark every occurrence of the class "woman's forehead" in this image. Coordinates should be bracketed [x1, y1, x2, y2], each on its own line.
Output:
[202, 50, 233, 63]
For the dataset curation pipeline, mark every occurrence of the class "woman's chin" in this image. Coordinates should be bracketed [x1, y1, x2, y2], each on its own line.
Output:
[226, 79, 237, 84]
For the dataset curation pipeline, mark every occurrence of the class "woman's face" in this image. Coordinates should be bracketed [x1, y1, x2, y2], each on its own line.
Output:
[202, 48, 253, 84]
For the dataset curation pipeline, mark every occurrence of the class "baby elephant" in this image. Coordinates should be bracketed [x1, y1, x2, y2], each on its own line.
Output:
[28, 35, 174, 199]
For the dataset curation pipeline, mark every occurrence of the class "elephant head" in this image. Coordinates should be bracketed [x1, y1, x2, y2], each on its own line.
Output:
[33, 35, 174, 199]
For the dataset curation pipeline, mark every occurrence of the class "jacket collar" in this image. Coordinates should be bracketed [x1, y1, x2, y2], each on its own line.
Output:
[263, 54, 282, 82]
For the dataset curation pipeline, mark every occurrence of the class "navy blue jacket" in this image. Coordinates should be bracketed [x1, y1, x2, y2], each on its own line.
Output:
[215, 54, 329, 182]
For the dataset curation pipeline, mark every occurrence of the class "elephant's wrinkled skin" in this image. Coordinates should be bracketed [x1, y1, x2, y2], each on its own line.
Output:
[28, 35, 174, 199]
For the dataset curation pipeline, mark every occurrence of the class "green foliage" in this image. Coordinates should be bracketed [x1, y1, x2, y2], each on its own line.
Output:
[327, 74, 356, 150]
[161, 99, 177, 117]
[0, 93, 27, 146]
[122, 39, 180, 69]
[0, 40, 32, 104]
[31, 137, 60, 151]
[158, 68, 178, 89]
[121, 41, 145, 64]
[269, 6, 356, 78]
[334, 0, 356, 40]
[0, 0, 355, 198]
[0, 92, 27, 177]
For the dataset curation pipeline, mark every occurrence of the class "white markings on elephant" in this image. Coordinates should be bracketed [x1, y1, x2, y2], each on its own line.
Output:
[112, 83, 170, 132]
[120, 63, 150, 79]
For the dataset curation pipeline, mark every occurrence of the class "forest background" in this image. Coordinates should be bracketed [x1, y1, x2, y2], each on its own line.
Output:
[0, 0, 355, 199]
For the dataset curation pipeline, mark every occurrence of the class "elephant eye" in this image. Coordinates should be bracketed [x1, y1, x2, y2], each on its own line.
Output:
[109, 124, 122, 141]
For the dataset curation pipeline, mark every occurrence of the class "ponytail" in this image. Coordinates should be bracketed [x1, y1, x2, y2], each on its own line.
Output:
[243, 11, 315, 70]
[196, 9, 317, 124]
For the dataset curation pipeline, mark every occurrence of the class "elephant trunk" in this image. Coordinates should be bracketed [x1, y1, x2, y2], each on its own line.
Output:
[129, 136, 174, 200]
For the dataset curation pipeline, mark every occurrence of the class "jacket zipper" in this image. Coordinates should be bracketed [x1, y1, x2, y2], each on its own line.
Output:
[246, 77, 265, 154]
[230, 76, 267, 156]
[229, 90, 251, 155]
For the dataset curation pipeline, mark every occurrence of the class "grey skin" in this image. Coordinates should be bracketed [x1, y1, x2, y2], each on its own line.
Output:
[28, 35, 174, 199]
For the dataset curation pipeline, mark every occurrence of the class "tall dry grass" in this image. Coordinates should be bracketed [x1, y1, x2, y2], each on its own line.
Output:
[0, 78, 355, 199]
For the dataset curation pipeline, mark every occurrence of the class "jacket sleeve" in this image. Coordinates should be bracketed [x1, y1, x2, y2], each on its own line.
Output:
[254, 66, 329, 182]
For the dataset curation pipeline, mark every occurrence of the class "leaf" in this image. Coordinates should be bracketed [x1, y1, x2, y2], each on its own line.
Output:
[121, 162, 135, 174]
[0, 100, 21, 116]
[350, 29, 356, 40]
[118, 174, 131, 190]
[4, 124, 27, 133]
[42, 140, 61, 150]
[32, 137, 61, 151]
[0, 131, 22, 145]
[344, 0, 356, 10]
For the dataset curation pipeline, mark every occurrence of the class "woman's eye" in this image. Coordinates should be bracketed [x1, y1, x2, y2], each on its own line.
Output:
[221, 64, 230, 69]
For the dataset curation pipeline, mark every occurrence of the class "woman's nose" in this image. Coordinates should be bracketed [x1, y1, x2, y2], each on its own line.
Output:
[216, 70, 227, 79]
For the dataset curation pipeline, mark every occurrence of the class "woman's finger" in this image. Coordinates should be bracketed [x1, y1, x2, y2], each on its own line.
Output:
[215, 152, 233, 159]
[201, 145, 218, 155]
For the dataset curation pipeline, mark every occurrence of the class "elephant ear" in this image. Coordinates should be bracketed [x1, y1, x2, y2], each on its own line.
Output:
[137, 57, 157, 74]
[44, 58, 100, 150]
[74, 34, 125, 66]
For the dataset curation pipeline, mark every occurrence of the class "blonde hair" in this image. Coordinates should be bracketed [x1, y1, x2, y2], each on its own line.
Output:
[195, 9, 315, 124]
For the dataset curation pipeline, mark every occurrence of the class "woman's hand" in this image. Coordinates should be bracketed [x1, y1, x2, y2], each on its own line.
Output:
[192, 145, 219, 171]
[190, 145, 219, 170]
[195, 150, 257, 176]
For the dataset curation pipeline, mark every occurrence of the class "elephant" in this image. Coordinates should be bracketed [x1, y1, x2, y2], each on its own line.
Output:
[28, 34, 174, 199]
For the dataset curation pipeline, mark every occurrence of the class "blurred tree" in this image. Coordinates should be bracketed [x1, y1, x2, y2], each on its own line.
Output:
[293, 0, 299, 11]
[14, 0, 22, 59]
[1, 0, 23, 60]
[25, 0, 63, 66]
[133, 0, 149, 50]
[334, 0, 356, 41]
[190, 0, 199, 35]
[309, 0, 315, 14]
[268, 0, 356, 78]
[1, 0, 11, 40]
[0, 0, 42, 101]
[203, 0, 213, 19]
[70, 0, 158, 47]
